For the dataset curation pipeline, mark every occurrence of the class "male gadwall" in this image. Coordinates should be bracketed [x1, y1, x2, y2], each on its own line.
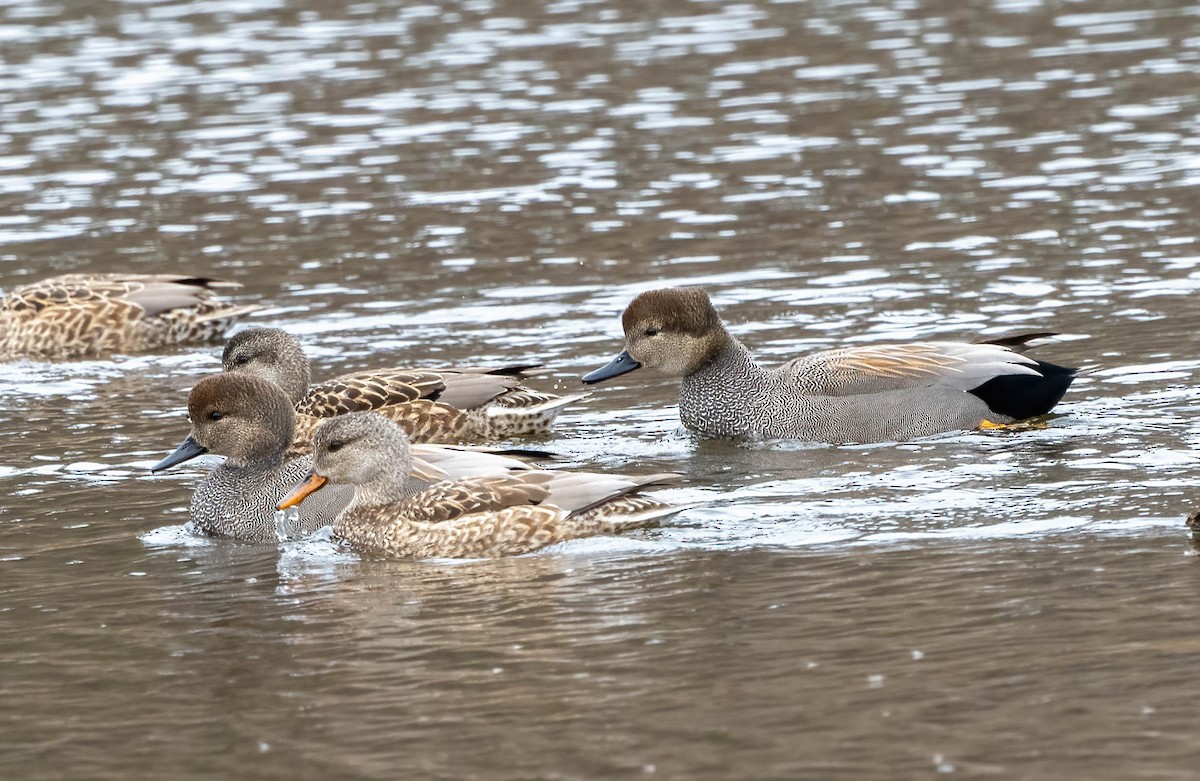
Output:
[277, 412, 686, 559]
[151, 374, 541, 541]
[583, 287, 1076, 443]
[222, 327, 587, 453]
[151, 373, 354, 542]
[1, 273, 257, 360]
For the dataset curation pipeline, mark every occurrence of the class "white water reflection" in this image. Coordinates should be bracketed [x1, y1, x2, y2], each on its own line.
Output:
[4, 0, 1200, 778]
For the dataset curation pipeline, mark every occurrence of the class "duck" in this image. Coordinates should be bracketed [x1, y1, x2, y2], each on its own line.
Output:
[582, 286, 1077, 444]
[1, 273, 257, 361]
[221, 327, 587, 454]
[152, 373, 544, 542]
[277, 412, 687, 559]
[151, 373, 355, 542]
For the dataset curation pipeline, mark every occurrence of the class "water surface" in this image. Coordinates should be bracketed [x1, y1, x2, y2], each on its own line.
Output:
[2, 0, 1200, 778]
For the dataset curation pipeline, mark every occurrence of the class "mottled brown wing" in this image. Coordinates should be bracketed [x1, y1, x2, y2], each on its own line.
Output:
[399, 474, 553, 524]
[4, 279, 127, 313]
[4, 275, 234, 319]
[343, 502, 566, 558]
[1, 274, 251, 359]
[1, 280, 145, 358]
[298, 370, 447, 416]
[379, 399, 474, 444]
[433, 505, 567, 557]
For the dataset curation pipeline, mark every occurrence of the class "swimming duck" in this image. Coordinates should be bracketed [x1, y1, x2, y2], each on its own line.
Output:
[222, 327, 587, 453]
[152, 374, 541, 542]
[1, 273, 257, 361]
[582, 287, 1076, 443]
[151, 373, 354, 542]
[277, 412, 686, 558]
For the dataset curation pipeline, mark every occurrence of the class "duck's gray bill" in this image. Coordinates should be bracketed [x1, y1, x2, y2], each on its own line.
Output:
[582, 350, 642, 384]
[151, 436, 208, 473]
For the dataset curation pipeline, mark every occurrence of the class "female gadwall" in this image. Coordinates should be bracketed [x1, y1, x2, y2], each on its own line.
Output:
[277, 413, 686, 559]
[152, 374, 551, 542]
[1, 273, 257, 360]
[583, 287, 1077, 444]
[222, 327, 587, 452]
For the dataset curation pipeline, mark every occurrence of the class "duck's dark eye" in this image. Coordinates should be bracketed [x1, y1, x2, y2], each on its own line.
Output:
[644, 328, 659, 337]
[327, 440, 344, 453]
[207, 410, 224, 421]
[233, 354, 250, 366]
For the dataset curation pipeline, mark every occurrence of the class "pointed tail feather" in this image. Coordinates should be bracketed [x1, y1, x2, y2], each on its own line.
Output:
[977, 332, 1059, 352]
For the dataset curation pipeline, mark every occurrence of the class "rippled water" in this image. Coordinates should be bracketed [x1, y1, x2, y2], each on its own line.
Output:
[3, 0, 1200, 778]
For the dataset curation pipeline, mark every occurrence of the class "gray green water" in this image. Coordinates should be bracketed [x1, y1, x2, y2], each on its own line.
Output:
[2, 0, 1200, 778]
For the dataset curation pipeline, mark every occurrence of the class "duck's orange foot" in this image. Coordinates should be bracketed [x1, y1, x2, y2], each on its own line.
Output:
[978, 418, 1049, 433]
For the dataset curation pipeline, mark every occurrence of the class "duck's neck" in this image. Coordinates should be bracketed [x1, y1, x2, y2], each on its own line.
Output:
[261, 361, 309, 405]
[224, 447, 287, 472]
[679, 336, 769, 438]
[280, 358, 312, 405]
